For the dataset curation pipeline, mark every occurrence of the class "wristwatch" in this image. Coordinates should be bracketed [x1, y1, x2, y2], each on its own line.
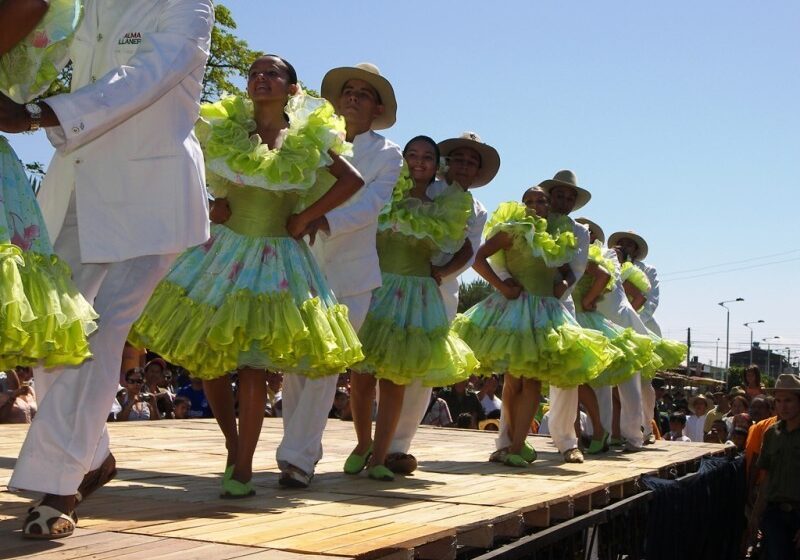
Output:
[24, 103, 42, 131]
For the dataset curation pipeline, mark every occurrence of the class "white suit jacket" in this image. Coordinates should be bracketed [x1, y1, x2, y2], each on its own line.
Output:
[635, 259, 661, 333]
[38, 0, 213, 263]
[313, 130, 402, 298]
[596, 247, 649, 336]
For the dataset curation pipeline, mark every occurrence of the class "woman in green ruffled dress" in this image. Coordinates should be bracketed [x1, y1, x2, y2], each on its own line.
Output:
[616, 257, 687, 371]
[0, 0, 97, 372]
[129, 55, 365, 497]
[345, 135, 478, 481]
[453, 187, 618, 466]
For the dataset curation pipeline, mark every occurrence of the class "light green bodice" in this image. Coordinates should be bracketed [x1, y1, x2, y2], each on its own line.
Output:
[224, 186, 299, 237]
[377, 231, 433, 277]
[505, 238, 557, 296]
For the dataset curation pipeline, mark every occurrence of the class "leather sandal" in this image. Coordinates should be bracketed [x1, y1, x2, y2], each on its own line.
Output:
[22, 505, 76, 539]
[367, 464, 395, 482]
[343, 443, 373, 475]
[563, 448, 585, 463]
[385, 453, 418, 475]
[220, 477, 255, 499]
[489, 448, 508, 463]
[278, 464, 312, 489]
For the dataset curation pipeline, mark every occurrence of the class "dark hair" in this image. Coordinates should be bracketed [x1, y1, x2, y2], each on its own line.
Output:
[456, 412, 474, 429]
[669, 412, 687, 426]
[732, 426, 749, 437]
[745, 364, 761, 387]
[251, 54, 298, 85]
[522, 186, 547, 202]
[174, 396, 190, 407]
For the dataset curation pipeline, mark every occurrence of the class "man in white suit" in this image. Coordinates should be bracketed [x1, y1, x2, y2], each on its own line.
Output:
[274, 63, 402, 488]
[0, 0, 213, 538]
[608, 230, 660, 444]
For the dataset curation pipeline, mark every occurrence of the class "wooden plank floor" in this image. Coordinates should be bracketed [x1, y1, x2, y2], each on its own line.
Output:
[0, 419, 726, 559]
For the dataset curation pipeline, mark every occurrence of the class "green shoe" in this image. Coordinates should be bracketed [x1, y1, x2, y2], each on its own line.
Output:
[520, 441, 537, 463]
[220, 477, 255, 499]
[587, 431, 610, 455]
[222, 464, 234, 485]
[367, 464, 395, 481]
[343, 444, 373, 475]
[504, 453, 529, 468]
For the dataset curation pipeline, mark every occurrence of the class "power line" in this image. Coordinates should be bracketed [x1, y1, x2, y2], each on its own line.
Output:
[661, 249, 800, 277]
[661, 257, 800, 283]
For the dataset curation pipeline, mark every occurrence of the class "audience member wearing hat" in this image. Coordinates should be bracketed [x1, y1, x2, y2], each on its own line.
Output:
[384, 132, 500, 475]
[276, 62, 403, 488]
[750, 374, 800, 558]
[685, 395, 709, 442]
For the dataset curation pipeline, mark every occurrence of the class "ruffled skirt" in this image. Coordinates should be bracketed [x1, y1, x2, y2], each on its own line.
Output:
[0, 136, 97, 370]
[576, 311, 661, 387]
[354, 272, 478, 386]
[452, 292, 619, 387]
[646, 328, 687, 377]
[129, 223, 363, 379]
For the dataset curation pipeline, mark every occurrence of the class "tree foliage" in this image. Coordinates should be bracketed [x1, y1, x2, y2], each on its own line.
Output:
[458, 279, 494, 312]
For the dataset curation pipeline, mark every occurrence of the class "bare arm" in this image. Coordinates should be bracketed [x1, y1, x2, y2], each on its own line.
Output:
[472, 232, 520, 299]
[0, 0, 48, 56]
[580, 261, 611, 311]
[287, 151, 364, 239]
[623, 280, 646, 311]
[431, 240, 473, 285]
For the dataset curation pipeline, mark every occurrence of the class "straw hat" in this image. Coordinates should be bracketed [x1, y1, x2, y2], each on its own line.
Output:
[438, 132, 501, 188]
[608, 231, 649, 260]
[538, 170, 592, 212]
[320, 62, 397, 130]
[689, 394, 709, 415]
[766, 374, 800, 393]
[575, 217, 605, 243]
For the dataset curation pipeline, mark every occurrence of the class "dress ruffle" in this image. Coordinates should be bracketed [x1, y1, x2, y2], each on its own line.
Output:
[0, 245, 98, 370]
[129, 224, 363, 379]
[378, 167, 473, 254]
[452, 292, 620, 387]
[620, 262, 651, 293]
[0, 0, 81, 103]
[588, 241, 617, 292]
[197, 93, 350, 197]
[647, 330, 687, 376]
[484, 202, 577, 269]
[576, 311, 661, 386]
[354, 273, 478, 386]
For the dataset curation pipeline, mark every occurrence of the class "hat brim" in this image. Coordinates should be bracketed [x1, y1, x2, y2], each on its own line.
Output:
[688, 396, 709, 414]
[608, 231, 649, 260]
[438, 138, 501, 187]
[539, 180, 592, 212]
[575, 217, 605, 243]
[320, 67, 397, 130]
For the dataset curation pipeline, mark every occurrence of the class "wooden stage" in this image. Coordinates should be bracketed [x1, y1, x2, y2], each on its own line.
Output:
[0, 419, 726, 560]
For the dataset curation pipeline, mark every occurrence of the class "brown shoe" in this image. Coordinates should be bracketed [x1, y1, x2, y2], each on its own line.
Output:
[563, 448, 585, 464]
[385, 453, 418, 475]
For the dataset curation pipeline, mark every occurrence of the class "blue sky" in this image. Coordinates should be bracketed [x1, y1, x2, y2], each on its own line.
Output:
[10, 1, 799, 368]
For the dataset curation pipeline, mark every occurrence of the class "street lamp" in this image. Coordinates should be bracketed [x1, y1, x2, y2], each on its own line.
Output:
[716, 337, 720, 367]
[718, 298, 744, 371]
[762, 336, 780, 377]
[744, 319, 765, 366]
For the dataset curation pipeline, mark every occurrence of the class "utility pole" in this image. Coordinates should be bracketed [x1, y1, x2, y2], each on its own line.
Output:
[686, 327, 691, 378]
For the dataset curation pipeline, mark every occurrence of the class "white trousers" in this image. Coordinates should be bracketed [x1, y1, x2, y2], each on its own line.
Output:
[595, 373, 644, 447]
[10, 194, 176, 495]
[276, 291, 371, 475]
[545, 386, 580, 453]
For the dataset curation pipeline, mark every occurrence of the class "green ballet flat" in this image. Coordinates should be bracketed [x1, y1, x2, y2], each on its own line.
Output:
[367, 464, 395, 481]
[587, 431, 610, 455]
[520, 441, 537, 463]
[222, 464, 234, 484]
[504, 453, 529, 468]
[220, 477, 255, 499]
[343, 444, 373, 475]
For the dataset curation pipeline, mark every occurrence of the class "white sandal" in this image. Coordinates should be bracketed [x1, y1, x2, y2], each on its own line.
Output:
[22, 504, 76, 539]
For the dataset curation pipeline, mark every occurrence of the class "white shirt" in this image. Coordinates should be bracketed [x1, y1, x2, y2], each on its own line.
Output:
[685, 414, 707, 442]
[594, 247, 650, 336]
[39, 0, 213, 262]
[313, 130, 402, 298]
[560, 217, 590, 317]
[635, 259, 661, 333]
[480, 394, 502, 415]
[428, 180, 487, 313]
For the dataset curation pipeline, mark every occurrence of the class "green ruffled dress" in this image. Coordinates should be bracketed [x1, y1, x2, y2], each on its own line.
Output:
[129, 94, 364, 379]
[0, 0, 98, 370]
[354, 169, 479, 386]
[574, 242, 661, 386]
[620, 261, 687, 374]
[452, 203, 620, 387]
